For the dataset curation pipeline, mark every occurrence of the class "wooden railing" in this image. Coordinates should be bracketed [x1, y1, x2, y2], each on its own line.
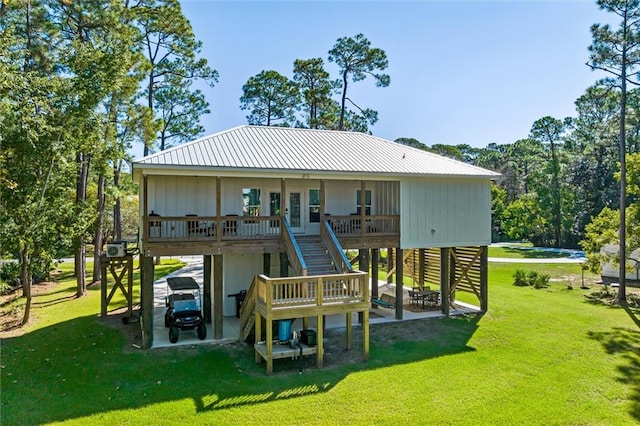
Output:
[239, 276, 258, 341]
[145, 215, 281, 242]
[254, 271, 368, 310]
[321, 219, 353, 274]
[281, 217, 307, 276]
[327, 215, 399, 237]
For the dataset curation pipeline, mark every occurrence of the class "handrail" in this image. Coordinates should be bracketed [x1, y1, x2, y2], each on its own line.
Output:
[321, 219, 353, 274]
[281, 217, 307, 276]
[254, 271, 369, 309]
[239, 276, 258, 341]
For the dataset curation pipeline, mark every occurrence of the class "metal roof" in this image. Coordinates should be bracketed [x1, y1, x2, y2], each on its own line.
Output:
[133, 125, 499, 178]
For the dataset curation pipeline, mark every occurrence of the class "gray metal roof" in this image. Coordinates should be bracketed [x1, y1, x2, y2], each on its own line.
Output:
[134, 125, 499, 177]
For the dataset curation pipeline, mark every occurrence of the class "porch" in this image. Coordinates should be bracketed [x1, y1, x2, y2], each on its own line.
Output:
[142, 214, 400, 256]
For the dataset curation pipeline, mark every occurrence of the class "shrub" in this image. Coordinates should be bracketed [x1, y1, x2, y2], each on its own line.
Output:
[512, 269, 550, 289]
[513, 269, 529, 286]
[0, 261, 21, 292]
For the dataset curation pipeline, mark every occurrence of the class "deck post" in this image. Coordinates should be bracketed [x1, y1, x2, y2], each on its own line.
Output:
[346, 312, 352, 350]
[213, 254, 223, 339]
[395, 248, 403, 320]
[480, 245, 488, 311]
[387, 247, 394, 282]
[140, 255, 155, 349]
[360, 180, 366, 238]
[362, 309, 370, 361]
[216, 177, 222, 244]
[203, 255, 212, 324]
[316, 314, 324, 368]
[266, 315, 273, 375]
[254, 311, 262, 364]
[440, 248, 450, 316]
[371, 248, 379, 307]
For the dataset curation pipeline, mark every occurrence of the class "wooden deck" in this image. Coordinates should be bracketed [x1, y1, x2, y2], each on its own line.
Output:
[142, 215, 399, 256]
[248, 271, 370, 374]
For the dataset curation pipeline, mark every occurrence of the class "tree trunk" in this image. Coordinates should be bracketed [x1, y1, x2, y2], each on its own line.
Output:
[92, 172, 106, 283]
[339, 71, 348, 130]
[75, 152, 90, 297]
[113, 161, 122, 241]
[617, 8, 628, 304]
[20, 247, 31, 325]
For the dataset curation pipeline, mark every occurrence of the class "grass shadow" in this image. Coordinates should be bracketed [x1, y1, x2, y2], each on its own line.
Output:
[1, 312, 480, 423]
[587, 327, 640, 421]
[499, 247, 567, 259]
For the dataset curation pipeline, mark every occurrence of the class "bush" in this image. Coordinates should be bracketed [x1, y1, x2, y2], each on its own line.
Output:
[512, 269, 550, 289]
[0, 261, 21, 291]
[513, 269, 529, 286]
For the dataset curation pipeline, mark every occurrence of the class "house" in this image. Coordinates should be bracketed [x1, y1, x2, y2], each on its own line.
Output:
[132, 125, 499, 372]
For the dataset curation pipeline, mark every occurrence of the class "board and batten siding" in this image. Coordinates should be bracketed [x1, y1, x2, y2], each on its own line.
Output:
[146, 175, 217, 217]
[400, 178, 491, 248]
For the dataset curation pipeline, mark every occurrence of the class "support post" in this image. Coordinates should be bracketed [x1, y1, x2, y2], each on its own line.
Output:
[140, 255, 155, 349]
[346, 312, 352, 350]
[371, 248, 379, 308]
[387, 247, 394, 282]
[418, 248, 426, 289]
[203, 255, 212, 324]
[213, 254, 223, 339]
[263, 253, 271, 276]
[360, 180, 366, 238]
[440, 248, 450, 316]
[320, 179, 326, 217]
[395, 248, 403, 320]
[480, 245, 488, 312]
[216, 177, 222, 244]
[316, 314, 324, 368]
[280, 252, 288, 277]
[254, 311, 262, 364]
[362, 309, 370, 361]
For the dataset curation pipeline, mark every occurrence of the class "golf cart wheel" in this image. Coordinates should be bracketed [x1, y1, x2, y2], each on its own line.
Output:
[197, 322, 207, 340]
[169, 326, 179, 343]
[164, 313, 170, 328]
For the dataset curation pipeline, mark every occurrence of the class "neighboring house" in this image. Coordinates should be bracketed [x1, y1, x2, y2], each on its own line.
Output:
[132, 125, 499, 372]
[600, 244, 640, 284]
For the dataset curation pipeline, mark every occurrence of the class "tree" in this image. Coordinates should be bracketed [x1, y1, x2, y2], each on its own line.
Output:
[155, 76, 209, 150]
[530, 116, 567, 247]
[394, 137, 427, 149]
[293, 58, 336, 129]
[586, 0, 640, 303]
[135, 0, 218, 156]
[240, 70, 300, 126]
[328, 33, 390, 130]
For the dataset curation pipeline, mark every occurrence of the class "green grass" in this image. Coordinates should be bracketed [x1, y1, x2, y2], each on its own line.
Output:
[487, 245, 569, 258]
[2, 260, 639, 425]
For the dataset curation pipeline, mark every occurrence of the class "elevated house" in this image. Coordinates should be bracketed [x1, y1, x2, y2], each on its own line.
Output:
[132, 125, 499, 373]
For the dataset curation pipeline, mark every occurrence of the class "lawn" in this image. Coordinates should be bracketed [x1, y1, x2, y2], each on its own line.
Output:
[1, 259, 639, 425]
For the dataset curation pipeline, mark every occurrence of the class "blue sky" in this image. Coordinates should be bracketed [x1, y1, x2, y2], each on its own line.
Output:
[174, 0, 609, 151]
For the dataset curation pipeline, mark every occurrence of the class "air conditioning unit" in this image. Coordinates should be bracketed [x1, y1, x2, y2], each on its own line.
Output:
[106, 242, 127, 258]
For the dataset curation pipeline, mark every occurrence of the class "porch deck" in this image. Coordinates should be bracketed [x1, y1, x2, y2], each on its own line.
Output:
[142, 215, 400, 256]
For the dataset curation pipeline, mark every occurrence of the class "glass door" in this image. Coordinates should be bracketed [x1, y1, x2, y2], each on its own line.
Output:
[288, 191, 304, 233]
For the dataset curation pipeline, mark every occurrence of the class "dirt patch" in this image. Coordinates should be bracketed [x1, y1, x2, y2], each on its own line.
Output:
[0, 281, 59, 337]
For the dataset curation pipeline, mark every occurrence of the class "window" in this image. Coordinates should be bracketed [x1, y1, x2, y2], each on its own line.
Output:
[309, 189, 320, 223]
[242, 188, 261, 216]
[269, 192, 280, 227]
[356, 189, 371, 215]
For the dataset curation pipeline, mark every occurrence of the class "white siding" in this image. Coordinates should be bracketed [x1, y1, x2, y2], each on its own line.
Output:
[400, 178, 491, 248]
[222, 254, 264, 316]
[147, 175, 217, 216]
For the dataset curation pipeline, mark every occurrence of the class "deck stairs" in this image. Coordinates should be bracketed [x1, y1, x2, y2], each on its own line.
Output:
[295, 235, 338, 276]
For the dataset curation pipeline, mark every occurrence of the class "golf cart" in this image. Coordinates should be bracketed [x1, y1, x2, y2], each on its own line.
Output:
[164, 277, 206, 343]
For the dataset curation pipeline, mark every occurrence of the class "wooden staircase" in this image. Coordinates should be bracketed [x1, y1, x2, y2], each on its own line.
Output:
[295, 236, 338, 276]
[239, 277, 257, 341]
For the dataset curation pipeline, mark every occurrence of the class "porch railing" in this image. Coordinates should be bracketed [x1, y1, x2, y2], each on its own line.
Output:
[282, 217, 307, 276]
[255, 271, 368, 310]
[327, 215, 400, 237]
[321, 219, 353, 274]
[146, 215, 281, 242]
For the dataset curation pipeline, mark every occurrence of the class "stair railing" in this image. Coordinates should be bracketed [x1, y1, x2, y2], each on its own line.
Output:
[321, 219, 353, 274]
[282, 216, 307, 276]
[239, 276, 258, 341]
